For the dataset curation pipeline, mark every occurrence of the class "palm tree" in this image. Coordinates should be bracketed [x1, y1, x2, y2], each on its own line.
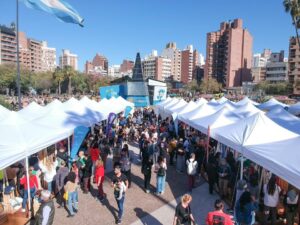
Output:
[63, 66, 76, 95]
[53, 67, 64, 95]
[284, 0, 300, 48]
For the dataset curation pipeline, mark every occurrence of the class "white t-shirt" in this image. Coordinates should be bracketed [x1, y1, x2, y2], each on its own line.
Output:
[263, 184, 281, 207]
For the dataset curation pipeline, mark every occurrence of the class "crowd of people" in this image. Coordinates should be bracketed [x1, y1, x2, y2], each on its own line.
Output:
[1, 102, 300, 225]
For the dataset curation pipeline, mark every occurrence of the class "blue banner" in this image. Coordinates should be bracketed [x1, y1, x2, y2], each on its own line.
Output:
[124, 106, 133, 118]
[71, 126, 89, 160]
[126, 96, 150, 107]
[106, 112, 117, 136]
[99, 85, 121, 99]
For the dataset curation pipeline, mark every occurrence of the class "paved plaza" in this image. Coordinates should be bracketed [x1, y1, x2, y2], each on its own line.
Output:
[52, 143, 221, 225]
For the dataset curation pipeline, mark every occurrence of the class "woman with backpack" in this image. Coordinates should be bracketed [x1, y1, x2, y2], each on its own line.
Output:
[120, 144, 132, 188]
[156, 156, 167, 195]
[186, 153, 198, 193]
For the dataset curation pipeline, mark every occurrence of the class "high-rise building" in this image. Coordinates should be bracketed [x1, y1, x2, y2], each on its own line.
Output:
[19, 31, 31, 70]
[142, 50, 171, 81]
[41, 41, 56, 72]
[0, 24, 16, 64]
[204, 19, 253, 87]
[251, 49, 271, 83]
[181, 45, 195, 84]
[60, 49, 78, 70]
[120, 59, 134, 76]
[108, 65, 121, 77]
[264, 51, 287, 83]
[288, 37, 300, 95]
[85, 53, 108, 75]
[161, 42, 181, 81]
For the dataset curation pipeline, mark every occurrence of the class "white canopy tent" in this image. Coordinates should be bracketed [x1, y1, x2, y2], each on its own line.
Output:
[188, 106, 242, 134]
[159, 98, 180, 118]
[0, 112, 70, 170]
[258, 98, 288, 111]
[217, 96, 228, 104]
[154, 97, 173, 115]
[234, 102, 262, 118]
[235, 96, 259, 106]
[44, 99, 63, 112]
[195, 98, 208, 105]
[17, 102, 46, 120]
[207, 98, 219, 106]
[213, 112, 299, 153]
[246, 137, 300, 189]
[288, 102, 300, 116]
[172, 101, 198, 121]
[266, 106, 300, 134]
[163, 99, 187, 119]
[0, 104, 11, 120]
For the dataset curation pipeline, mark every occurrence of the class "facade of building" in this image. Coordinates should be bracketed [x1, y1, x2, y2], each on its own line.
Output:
[161, 42, 181, 81]
[108, 65, 121, 77]
[181, 45, 195, 84]
[41, 41, 56, 72]
[120, 59, 134, 76]
[251, 49, 271, 83]
[28, 38, 43, 72]
[19, 31, 30, 70]
[265, 51, 287, 83]
[142, 50, 171, 81]
[85, 53, 108, 75]
[204, 18, 253, 87]
[288, 37, 300, 95]
[0, 24, 16, 64]
[60, 49, 78, 70]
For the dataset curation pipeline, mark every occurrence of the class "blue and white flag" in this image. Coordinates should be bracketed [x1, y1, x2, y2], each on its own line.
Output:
[21, 0, 84, 27]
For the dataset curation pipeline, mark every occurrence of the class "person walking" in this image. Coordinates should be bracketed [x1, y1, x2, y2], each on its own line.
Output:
[155, 156, 167, 195]
[120, 144, 132, 188]
[94, 159, 105, 201]
[55, 161, 69, 208]
[173, 194, 196, 225]
[33, 190, 55, 225]
[141, 155, 153, 193]
[263, 175, 281, 225]
[206, 199, 233, 225]
[206, 155, 217, 195]
[284, 187, 299, 225]
[111, 165, 128, 224]
[82, 153, 92, 194]
[64, 172, 78, 217]
[235, 191, 258, 225]
[186, 153, 198, 193]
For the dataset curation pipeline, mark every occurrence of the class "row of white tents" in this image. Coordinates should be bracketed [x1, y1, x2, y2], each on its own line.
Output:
[155, 96, 300, 189]
[0, 96, 134, 170]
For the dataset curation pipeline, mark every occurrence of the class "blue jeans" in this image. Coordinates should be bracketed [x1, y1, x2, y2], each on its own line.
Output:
[157, 175, 166, 193]
[68, 191, 78, 215]
[22, 188, 36, 209]
[47, 181, 52, 193]
[116, 196, 125, 220]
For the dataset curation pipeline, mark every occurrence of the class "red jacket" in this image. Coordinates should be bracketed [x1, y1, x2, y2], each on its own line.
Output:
[89, 148, 100, 162]
[20, 175, 38, 190]
[94, 166, 104, 184]
[206, 211, 233, 225]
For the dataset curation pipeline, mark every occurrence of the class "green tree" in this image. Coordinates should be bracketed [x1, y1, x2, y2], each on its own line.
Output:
[72, 72, 88, 94]
[284, 0, 300, 47]
[53, 67, 64, 95]
[185, 79, 200, 93]
[62, 66, 76, 95]
[32, 71, 54, 94]
[199, 78, 222, 94]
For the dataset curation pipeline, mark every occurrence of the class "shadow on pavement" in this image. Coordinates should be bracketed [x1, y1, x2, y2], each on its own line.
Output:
[134, 207, 163, 225]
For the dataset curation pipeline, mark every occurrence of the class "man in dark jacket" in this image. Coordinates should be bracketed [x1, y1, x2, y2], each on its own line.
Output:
[34, 190, 55, 225]
[55, 161, 69, 207]
[83, 154, 93, 194]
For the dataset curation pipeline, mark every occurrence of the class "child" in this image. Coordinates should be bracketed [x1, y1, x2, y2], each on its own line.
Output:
[114, 178, 126, 200]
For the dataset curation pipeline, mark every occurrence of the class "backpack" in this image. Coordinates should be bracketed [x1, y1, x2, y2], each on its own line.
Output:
[121, 156, 131, 171]
[187, 160, 197, 175]
[157, 166, 166, 177]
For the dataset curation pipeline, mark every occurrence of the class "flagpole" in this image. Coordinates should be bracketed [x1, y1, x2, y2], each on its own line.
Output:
[16, 0, 22, 109]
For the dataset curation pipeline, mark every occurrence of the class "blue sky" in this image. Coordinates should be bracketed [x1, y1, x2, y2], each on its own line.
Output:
[0, 0, 295, 71]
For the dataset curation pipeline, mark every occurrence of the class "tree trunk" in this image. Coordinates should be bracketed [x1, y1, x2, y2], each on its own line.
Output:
[68, 76, 72, 95]
[58, 81, 61, 95]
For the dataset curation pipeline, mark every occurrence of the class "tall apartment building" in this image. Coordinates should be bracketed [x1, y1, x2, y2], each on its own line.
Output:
[204, 19, 253, 87]
[0, 24, 16, 64]
[120, 59, 134, 76]
[60, 49, 78, 71]
[288, 37, 300, 95]
[181, 45, 198, 84]
[251, 49, 271, 83]
[142, 50, 171, 81]
[108, 65, 121, 77]
[85, 53, 108, 76]
[161, 42, 181, 81]
[265, 51, 287, 83]
[19, 32, 44, 72]
[41, 41, 56, 72]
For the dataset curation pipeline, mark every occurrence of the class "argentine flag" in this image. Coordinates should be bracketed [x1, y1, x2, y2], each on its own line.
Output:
[22, 0, 84, 27]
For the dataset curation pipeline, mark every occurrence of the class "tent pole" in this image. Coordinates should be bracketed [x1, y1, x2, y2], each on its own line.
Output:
[240, 154, 244, 180]
[68, 136, 71, 168]
[25, 157, 31, 213]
